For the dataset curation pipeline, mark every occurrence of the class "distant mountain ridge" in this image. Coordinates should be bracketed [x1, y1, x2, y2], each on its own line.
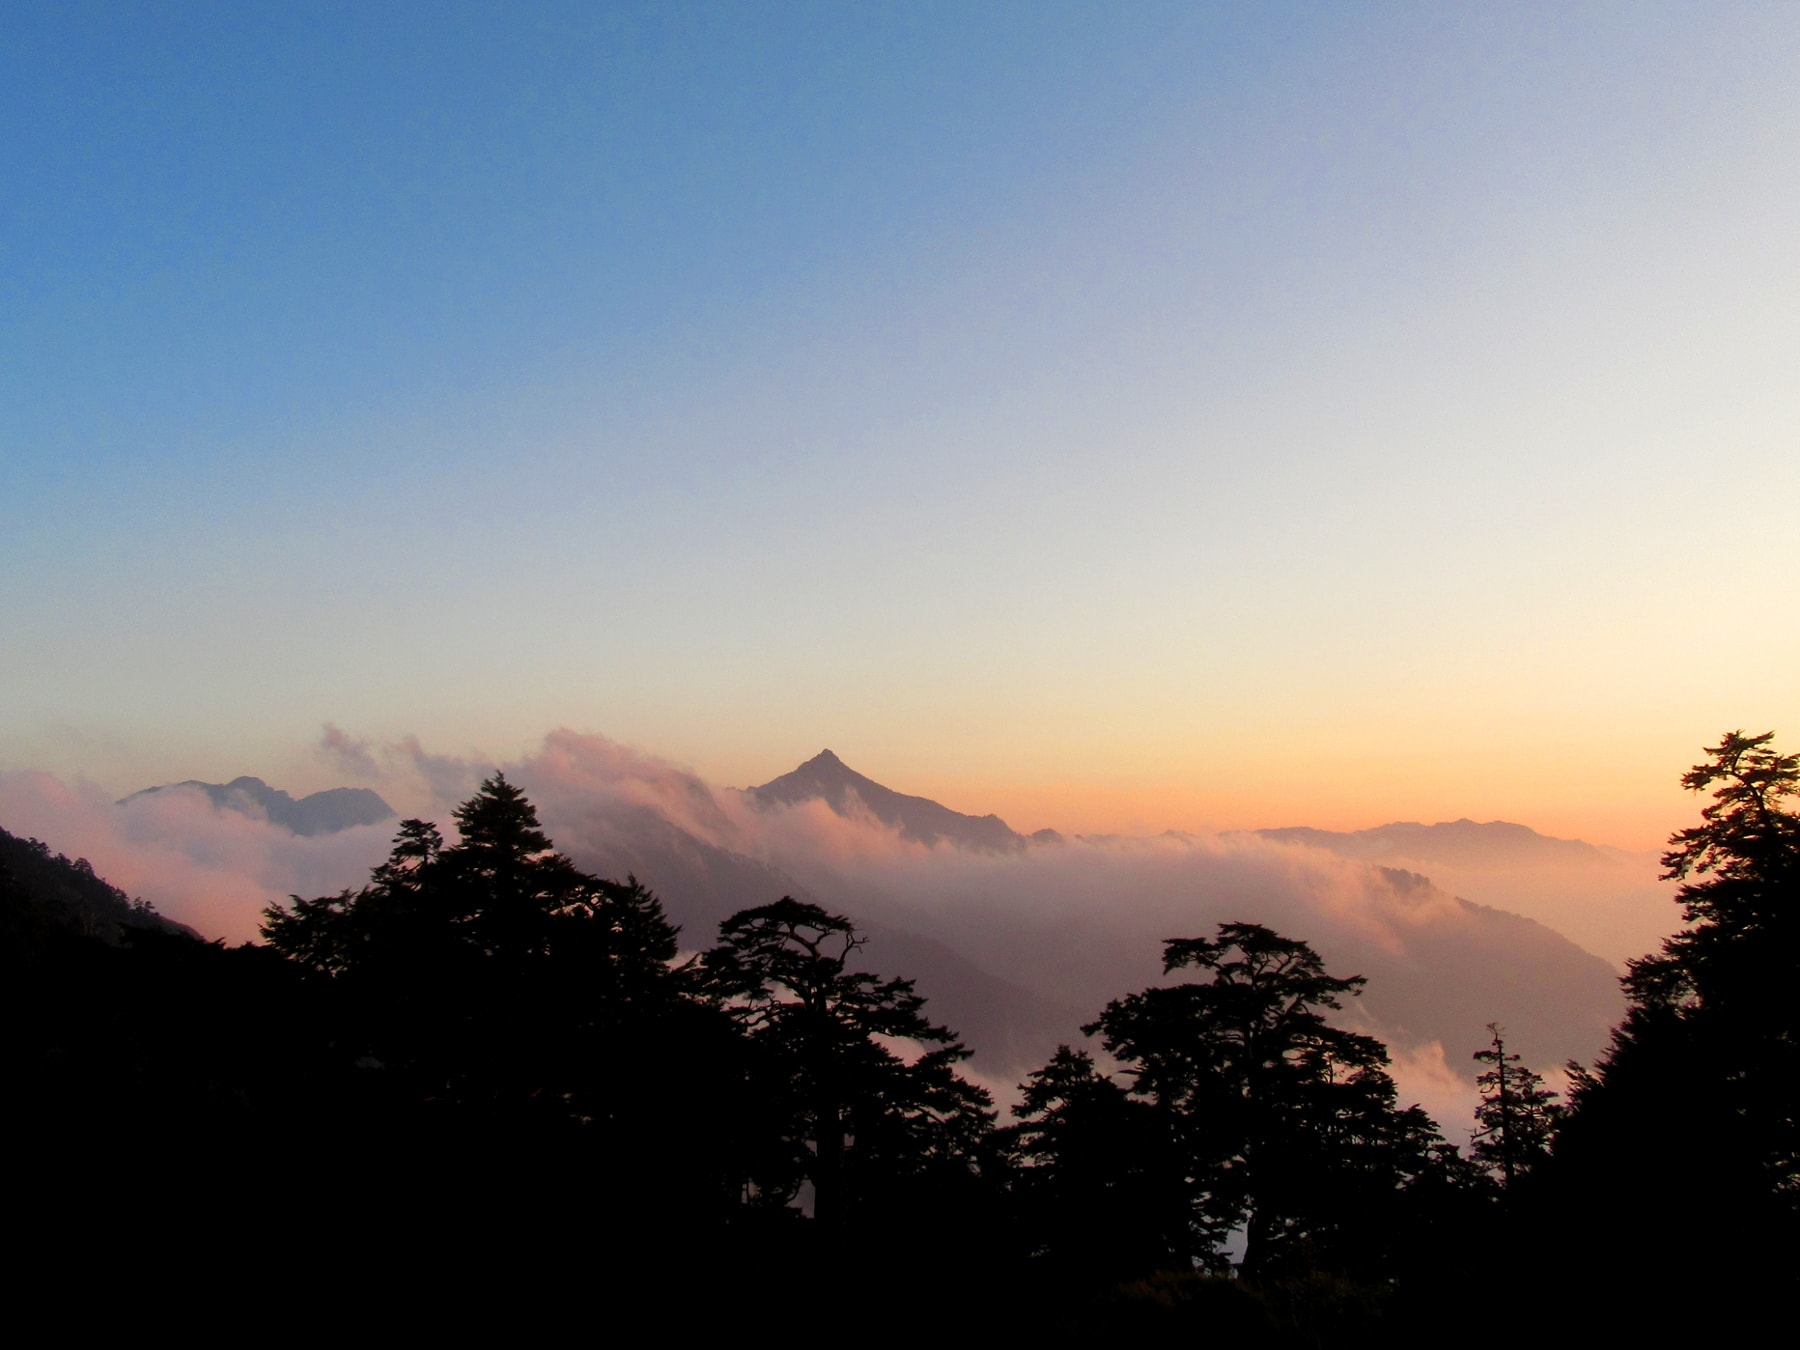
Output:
[746, 749, 1032, 851]
[717, 752, 1622, 1076]
[121, 776, 395, 837]
[1258, 819, 1611, 868]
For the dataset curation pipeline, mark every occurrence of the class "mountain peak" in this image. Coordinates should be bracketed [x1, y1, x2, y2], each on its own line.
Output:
[748, 754, 1026, 853]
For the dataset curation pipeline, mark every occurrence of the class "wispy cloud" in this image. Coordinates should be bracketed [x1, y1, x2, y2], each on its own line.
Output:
[317, 723, 380, 780]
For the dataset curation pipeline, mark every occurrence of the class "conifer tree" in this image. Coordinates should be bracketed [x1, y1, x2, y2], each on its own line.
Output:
[1588, 732, 1800, 1196]
[261, 774, 696, 1113]
[1086, 922, 1453, 1278]
[701, 897, 993, 1228]
[1470, 1023, 1559, 1187]
[1005, 1045, 1187, 1277]
[1544, 732, 1800, 1320]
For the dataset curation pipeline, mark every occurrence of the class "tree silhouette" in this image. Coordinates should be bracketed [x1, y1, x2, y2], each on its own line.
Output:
[259, 774, 740, 1232]
[1086, 922, 1450, 1278]
[1604, 731, 1800, 1194]
[1545, 731, 1800, 1324]
[1470, 1023, 1559, 1187]
[1005, 1044, 1189, 1278]
[701, 897, 994, 1229]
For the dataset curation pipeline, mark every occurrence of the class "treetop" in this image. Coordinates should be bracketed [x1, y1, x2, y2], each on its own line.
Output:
[1662, 730, 1800, 882]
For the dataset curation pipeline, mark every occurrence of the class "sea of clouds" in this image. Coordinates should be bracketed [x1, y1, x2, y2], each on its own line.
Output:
[3, 727, 1656, 1136]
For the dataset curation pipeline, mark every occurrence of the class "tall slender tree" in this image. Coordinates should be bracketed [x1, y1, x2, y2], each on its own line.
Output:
[1470, 1023, 1559, 1187]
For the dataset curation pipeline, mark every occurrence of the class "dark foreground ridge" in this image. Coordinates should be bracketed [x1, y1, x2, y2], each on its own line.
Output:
[0, 823, 193, 942]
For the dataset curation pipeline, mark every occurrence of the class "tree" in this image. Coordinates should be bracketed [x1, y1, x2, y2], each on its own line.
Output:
[1635, 730, 1800, 1016]
[1470, 1023, 1559, 1187]
[1543, 732, 1800, 1319]
[700, 897, 993, 1229]
[1609, 731, 1799, 1191]
[1004, 1045, 1189, 1278]
[260, 775, 772, 1269]
[1086, 922, 1450, 1279]
[261, 775, 705, 1138]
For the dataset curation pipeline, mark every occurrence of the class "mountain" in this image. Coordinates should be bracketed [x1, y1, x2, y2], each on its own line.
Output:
[747, 750, 1026, 851]
[1257, 819, 1609, 868]
[0, 824, 194, 942]
[121, 777, 395, 836]
[1257, 819, 1675, 969]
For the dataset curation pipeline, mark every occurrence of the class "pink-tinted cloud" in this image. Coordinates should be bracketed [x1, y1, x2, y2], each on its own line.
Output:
[0, 770, 392, 944]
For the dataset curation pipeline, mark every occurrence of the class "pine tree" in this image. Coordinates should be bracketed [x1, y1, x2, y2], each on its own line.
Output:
[1005, 1045, 1188, 1277]
[1470, 1023, 1559, 1187]
[1543, 732, 1800, 1321]
[700, 897, 993, 1228]
[1086, 922, 1451, 1279]
[261, 774, 696, 1111]
[1611, 732, 1800, 1195]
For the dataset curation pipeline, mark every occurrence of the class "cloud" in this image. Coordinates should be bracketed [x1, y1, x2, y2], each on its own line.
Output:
[307, 731, 494, 819]
[1388, 1040, 1482, 1143]
[317, 723, 380, 779]
[0, 769, 392, 945]
[1360, 851, 1675, 971]
[381, 736, 491, 812]
[521, 730, 743, 847]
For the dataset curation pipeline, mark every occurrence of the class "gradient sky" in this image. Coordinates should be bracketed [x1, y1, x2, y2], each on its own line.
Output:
[5, 2, 1798, 849]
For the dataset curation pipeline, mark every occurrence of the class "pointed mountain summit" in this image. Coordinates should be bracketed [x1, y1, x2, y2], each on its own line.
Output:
[747, 750, 1026, 852]
[121, 776, 395, 837]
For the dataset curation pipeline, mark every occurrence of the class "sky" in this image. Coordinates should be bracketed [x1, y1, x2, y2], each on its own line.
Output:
[6, 2, 1799, 851]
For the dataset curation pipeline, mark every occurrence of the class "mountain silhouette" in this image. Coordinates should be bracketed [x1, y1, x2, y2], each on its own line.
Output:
[747, 750, 1027, 852]
[1256, 818, 1671, 967]
[1258, 819, 1610, 868]
[121, 777, 395, 837]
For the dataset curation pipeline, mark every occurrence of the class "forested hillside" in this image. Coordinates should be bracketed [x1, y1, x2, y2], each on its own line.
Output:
[0, 825, 191, 942]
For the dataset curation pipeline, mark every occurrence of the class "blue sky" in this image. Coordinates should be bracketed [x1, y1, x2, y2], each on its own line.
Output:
[5, 2, 1798, 845]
